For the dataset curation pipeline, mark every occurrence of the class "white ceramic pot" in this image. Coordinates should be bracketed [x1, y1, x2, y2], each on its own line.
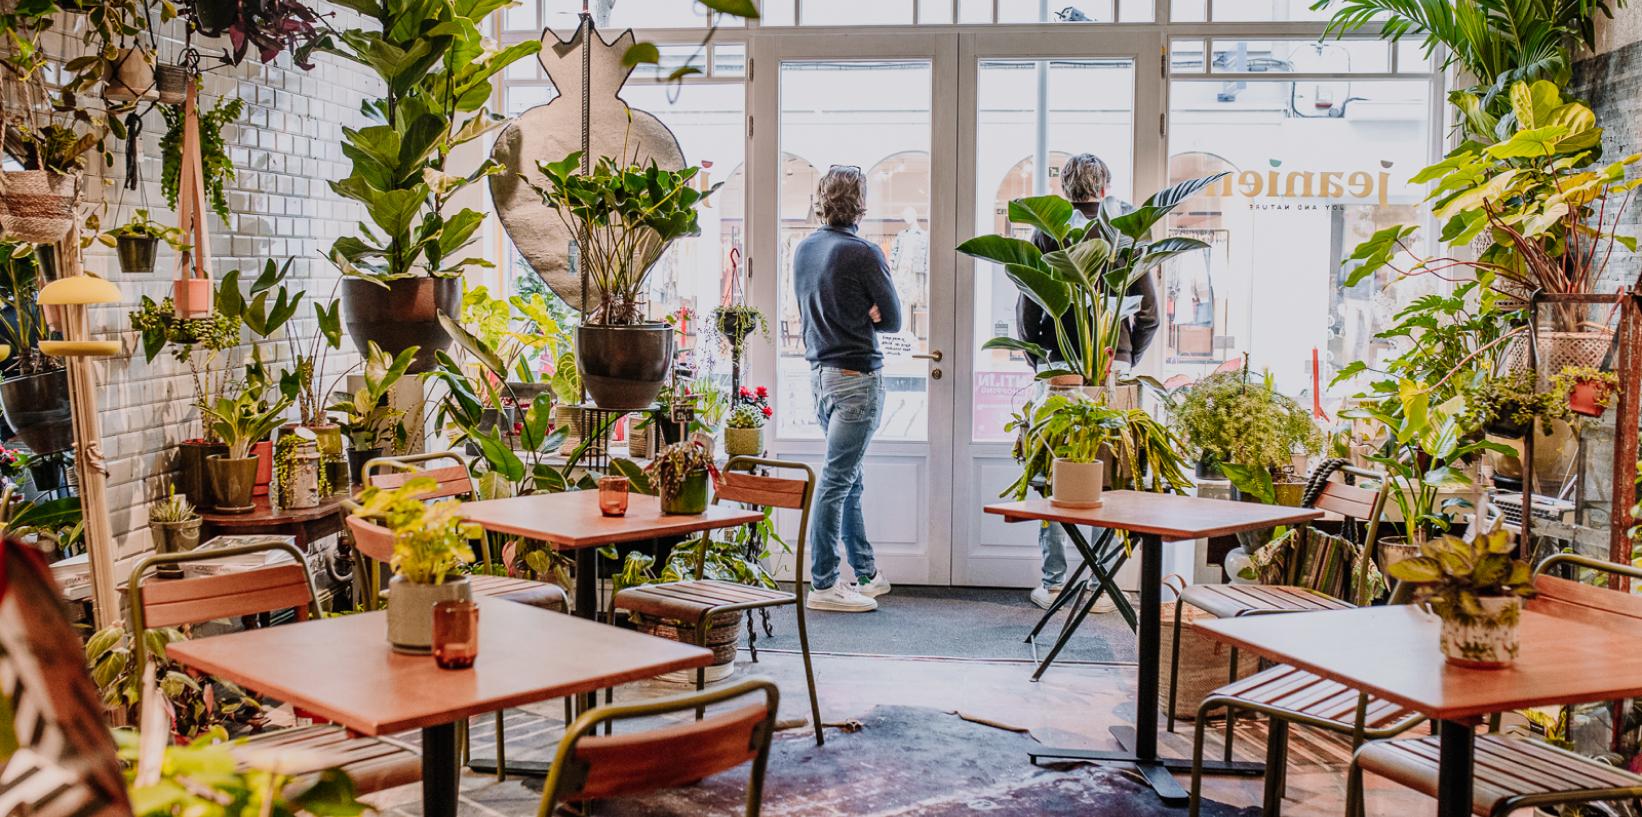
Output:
[387, 574, 472, 654]
[1438, 595, 1523, 669]
[1050, 458, 1104, 509]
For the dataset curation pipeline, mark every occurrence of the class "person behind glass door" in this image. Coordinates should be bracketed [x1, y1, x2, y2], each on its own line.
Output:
[793, 165, 902, 613]
[1017, 153, 1161, 610]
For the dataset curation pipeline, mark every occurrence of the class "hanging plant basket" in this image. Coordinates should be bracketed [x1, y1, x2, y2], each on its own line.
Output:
[155, 64, 188, 105]
[0, 171, 78, 244]
[0, 368, 74, 455]
[103, 47, 158, 102]
[1502, 330, 1615, 385]
[116, 236, 158, 273]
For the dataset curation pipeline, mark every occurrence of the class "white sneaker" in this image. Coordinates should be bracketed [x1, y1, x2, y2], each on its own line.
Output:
[1030, 585, 1064, 609]
[1089, 593, 1119, 614]
[857, 572, 892, 598]
[806, 582, 878, 612]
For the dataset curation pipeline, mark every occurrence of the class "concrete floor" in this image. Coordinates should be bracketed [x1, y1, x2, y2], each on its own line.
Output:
[363, 640, 1439, 816]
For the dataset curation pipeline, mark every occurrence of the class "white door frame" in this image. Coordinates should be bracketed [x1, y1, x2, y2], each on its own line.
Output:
[950, 30, 1164, 586]
[747, 31, 960, 585]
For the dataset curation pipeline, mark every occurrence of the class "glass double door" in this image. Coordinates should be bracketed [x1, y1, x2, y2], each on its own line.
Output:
[748, 30, 1161, 586]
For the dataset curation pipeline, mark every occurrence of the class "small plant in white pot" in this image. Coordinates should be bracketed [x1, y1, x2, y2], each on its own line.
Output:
[352, 476, 477, 654]
[1015, 395, 1124, 509]
[723, 385, 771, 458]
[1386, 529, 1537, 669]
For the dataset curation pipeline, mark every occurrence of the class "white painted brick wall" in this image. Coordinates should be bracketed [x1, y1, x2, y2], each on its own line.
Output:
[40, 13, 379, 562]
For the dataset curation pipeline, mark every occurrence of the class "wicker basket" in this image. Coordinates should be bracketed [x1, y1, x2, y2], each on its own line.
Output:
[1159, 597, 1262, 721]
[633, 610, 742, 665]
[1501, 329, 1615, 386]
[0, 171, 77, 243]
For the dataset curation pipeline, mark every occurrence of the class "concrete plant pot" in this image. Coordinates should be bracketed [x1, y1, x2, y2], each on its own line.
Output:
[1439, 595, 1523, 669]
[387, 574, 473, 654]
[1050, 459, 1104, 509]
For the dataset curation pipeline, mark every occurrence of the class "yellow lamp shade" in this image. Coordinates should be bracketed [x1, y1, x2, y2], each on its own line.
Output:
[0, 344, 10, 363]
[38, 275, 122, 306]
[40, 340, 122, 358]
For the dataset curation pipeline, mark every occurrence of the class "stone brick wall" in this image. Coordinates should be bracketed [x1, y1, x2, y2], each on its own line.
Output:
[35, 14, 378, 562]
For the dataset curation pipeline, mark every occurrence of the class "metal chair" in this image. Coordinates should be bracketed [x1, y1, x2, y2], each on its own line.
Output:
[127, 541, 422, 794]
[1169, 464, 1391, 750]
[1346, 553, 1642, 817]
[359, 452, 569, 614]
[609, 456, 824, 745]
[537, 676, 780, 817]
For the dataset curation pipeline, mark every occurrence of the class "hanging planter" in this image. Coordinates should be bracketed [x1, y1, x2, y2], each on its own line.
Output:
[339, 276, 460, 374]
[103, 47, 158, 102]
[0, 171, 78, 244]
[116, 236, 157, 273]
[155, 64, 188, 105]
[1553, 366, 1619, 419]
[101, 209, 185, 274]
[0, 368, 74, 455]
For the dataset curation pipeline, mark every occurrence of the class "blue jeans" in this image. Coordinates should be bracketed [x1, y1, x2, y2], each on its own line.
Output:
[1039, 522, 1067, 589]
[808, 368, 884, 590]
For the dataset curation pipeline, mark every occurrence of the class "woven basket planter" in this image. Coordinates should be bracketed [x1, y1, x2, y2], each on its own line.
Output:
[1501, 329, 1614, 386]
[0, 171, 77, 244]
[634, 610, 742, 666]
[1159, 599, 1261, 720]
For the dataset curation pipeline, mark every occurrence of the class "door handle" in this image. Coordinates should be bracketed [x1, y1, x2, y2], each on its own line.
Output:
[913, 350, 943, 362]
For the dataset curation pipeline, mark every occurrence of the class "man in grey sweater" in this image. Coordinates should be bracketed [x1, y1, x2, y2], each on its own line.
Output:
[793, 165, 902, 612]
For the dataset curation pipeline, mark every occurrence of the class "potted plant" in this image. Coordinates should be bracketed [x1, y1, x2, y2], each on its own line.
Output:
[273, 270, 346, 473]
[201, 386, 292, 514]
[148, 483, 202, 578]
[0, 243, 73, 455]
[184, 0, 335, 67]
[1385, 529, 1536, 668]
[711, 304, 768, 394]
[647, 441, 715, 515]
[724, 386, 771, 458]
[1552, 366, 1619, 418]
[328, 342, 418, 485]
[273, 427, 323, 510]
[103, 45, 157, 102]
[958, 173, 1226, 392]
[351, 476, 478, 653]
[100, 209, 188, 274]
[528, 152, 719, 409]
[1004, 392, 1194, 504]
[1168, 367, 1321, 484]
[325, 0, 537, 373]
[0, 122, 96, 244]
[1460, 369, 1570, 439]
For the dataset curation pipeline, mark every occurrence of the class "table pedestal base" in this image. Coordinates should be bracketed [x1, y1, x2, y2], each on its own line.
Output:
[1027, 725, 1266, 805]
[423, 722, 460, 817]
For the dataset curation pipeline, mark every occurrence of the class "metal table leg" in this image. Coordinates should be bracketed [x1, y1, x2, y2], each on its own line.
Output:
[1436, 720, 1475, 817]
[422, 722, 460, 817]
[1028, 525, 1137, 680]
[1029, 532, 1264, 804]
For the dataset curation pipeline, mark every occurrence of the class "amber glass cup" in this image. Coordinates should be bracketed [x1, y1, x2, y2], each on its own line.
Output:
[432, 600, 479, 669]
[599, 475, 631, 517]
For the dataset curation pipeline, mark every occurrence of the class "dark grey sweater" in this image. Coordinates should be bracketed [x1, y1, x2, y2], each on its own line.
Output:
[794, 224, 903, 372]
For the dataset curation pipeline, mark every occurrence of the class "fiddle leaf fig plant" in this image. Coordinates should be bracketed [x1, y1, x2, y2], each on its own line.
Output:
[958, 173, 1227, 388]
[325, 0, 540, 283]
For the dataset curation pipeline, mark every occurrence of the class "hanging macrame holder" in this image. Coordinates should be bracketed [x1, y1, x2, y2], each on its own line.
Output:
[171, 76, 213, 318]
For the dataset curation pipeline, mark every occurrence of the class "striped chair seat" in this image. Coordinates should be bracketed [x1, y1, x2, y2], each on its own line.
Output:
[1355, 734, 1642, 816]
[235, 725, 421, 794]
[1178, 583, 1355, 620]
[470, 574, 568, 613]
[615, 580, 792, 624]
[1214, 664, 1421, 732]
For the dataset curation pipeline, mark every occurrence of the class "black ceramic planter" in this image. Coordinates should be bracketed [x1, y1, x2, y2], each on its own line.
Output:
[340, 276, 460, 374]
[348, 447, 382, 487]
[0, 369, 74, 455]
[116, 235, 158, 273]
[576, 323, 674, 411]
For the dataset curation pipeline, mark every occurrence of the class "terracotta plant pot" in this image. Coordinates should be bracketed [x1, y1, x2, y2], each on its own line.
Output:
[252, 440, 274, 497]
[206, 455, 259, 514]
[1050, 458, 1104, 509]
[0, 369, 74, 455]
[116, 235, 158, 273]
[174, 277, 213, 317]
[1439, 595, 1523, 669]
[1567, 379, 1613, 418]
[724, 426, 764, 458]
[340, 276, 460, 374]
[387, 574, 472, 654]
[660, 469, 711, 515]
[0, 171, 78, 244]
[576, 323, 674, 410]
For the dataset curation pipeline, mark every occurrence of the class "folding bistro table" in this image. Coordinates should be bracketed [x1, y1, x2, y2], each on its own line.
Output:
[1199, 603, 1642, 817]
[166, 599, 713, 817]
[986, 491, 1322, 804]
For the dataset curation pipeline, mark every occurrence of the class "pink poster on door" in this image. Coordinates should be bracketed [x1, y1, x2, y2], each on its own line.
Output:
[971, 370, 1035, 441]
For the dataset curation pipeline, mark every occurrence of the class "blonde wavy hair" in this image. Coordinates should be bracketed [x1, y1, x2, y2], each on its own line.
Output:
[816, 165, 867, 228]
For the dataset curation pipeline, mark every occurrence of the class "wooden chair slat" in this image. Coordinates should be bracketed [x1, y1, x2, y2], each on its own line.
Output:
[1312, 481, 1380, 520]
[568, 702, 767, 801]
[1533, 574, 1642, 622]
[715, 472, 806, 510]
[140, 564, 312, 628]
[347, 516, 395, 563]
[368, 464, 473, 499]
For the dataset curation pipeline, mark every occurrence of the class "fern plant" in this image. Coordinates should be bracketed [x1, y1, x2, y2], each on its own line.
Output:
[161, 96, 246, 221]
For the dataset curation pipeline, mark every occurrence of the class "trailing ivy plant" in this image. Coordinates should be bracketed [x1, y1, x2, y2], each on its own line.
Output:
[161, 96, 246, 222]
[325, 0, 539, 284]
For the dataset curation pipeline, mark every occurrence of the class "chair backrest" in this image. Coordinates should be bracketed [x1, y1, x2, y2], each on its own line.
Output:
[1531, 553, 1642, 625]
[127, 541, 320, 668]
[1303, 464, 1390, 601]
[346, 514, 394, 564]
[363, 452, 474, 501]
[539, 676, 779, 817]
[710, 456, 815, 586]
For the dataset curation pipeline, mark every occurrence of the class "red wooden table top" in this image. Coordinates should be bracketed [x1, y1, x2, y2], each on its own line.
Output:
[165, 598, 713, 735]
[985, 491, 1323, 541]
[460, 491, 763, 550]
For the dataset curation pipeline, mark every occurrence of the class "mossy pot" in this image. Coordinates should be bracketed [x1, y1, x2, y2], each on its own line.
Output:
[660, 468, 711, 515]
